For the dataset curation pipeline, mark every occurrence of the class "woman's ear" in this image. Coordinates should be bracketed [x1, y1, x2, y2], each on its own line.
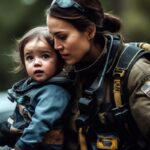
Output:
[86, 24, 96, 40]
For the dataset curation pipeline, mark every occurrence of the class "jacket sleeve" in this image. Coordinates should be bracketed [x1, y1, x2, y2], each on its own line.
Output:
[127, 57, 150, 138]
[15, 84, 70, 150]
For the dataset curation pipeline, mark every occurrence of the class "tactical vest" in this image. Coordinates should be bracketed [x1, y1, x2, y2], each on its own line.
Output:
[77, 35, 150, 150]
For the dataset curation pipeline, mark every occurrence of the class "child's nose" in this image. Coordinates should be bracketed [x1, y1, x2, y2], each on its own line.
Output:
[34, 58, 42, 66]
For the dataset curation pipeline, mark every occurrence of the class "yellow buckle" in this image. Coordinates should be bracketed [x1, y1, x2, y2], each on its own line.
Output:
[113, 68, 125, 78]
[96, 135, 118, 150]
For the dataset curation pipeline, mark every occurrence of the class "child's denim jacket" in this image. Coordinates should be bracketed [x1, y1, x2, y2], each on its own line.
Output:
[7, 75, 73, 150]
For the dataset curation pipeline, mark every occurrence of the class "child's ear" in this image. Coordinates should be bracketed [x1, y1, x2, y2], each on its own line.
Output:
[86, 24, 96, 40]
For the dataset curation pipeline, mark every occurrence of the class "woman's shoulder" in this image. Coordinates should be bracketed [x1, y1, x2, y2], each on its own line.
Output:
[128, 57, 150, 91]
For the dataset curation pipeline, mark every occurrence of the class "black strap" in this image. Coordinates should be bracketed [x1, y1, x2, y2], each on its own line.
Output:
[77, 35, 116, 126]
[115, 44, 143, 70]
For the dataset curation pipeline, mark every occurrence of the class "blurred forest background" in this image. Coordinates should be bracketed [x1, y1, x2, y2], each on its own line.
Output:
[0, 0, 150, 91]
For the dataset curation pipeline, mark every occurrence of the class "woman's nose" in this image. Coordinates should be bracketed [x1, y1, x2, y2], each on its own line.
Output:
[54, 39, 63, 50]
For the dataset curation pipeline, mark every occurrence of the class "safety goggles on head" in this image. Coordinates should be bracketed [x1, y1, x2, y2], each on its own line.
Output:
[51, 0, 85, 13]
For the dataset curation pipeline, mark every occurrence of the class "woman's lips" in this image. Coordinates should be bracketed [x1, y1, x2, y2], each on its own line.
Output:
[61, 54, 70, 59]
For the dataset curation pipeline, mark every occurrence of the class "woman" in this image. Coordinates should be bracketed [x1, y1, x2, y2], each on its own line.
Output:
[46, 0, 150, 149]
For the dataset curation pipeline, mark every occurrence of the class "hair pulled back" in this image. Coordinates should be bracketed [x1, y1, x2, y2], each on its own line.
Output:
[47, 0, 122, 44]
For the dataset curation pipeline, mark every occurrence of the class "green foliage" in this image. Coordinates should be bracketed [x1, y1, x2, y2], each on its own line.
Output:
[101, 0, 150, 42]
[121, 0, 150, 42]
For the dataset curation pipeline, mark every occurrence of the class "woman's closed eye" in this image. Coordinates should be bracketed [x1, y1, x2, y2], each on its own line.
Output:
[56, 34, 67, 41]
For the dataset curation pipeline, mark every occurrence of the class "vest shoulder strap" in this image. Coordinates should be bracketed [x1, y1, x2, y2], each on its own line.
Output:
[113, 42, 150, 108]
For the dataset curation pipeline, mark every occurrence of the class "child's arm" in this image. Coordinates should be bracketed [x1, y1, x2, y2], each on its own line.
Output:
[14, 84, 71, 150]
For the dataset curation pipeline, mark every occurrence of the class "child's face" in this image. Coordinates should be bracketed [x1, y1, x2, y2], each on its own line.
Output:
[24, 37, 58, 82]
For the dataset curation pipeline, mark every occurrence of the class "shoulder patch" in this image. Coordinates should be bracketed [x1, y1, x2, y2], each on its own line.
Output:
[141, 81, 150, 97]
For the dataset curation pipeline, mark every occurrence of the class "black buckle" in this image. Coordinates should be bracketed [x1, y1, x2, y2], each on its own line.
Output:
[76, 96, 95, 127]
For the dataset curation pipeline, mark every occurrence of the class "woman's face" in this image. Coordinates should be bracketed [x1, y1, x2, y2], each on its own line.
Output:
[47, 16, 91, 65]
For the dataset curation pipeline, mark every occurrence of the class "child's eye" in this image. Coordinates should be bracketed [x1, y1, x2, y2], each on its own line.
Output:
[25, 55, 34, 61]
[42, 54, 50, 60]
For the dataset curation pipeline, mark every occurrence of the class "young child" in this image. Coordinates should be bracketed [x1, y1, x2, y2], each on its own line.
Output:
[0, 26, 72, 150]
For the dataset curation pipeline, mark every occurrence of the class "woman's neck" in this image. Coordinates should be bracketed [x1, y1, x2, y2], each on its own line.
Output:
[74, 38, 106, 73]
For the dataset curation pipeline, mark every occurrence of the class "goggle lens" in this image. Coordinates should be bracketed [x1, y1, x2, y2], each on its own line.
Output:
[51, 0, 85, 13]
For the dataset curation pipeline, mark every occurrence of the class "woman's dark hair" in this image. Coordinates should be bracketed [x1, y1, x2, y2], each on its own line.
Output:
[47, 0, 122, 44]
[13, 26, 63, 73]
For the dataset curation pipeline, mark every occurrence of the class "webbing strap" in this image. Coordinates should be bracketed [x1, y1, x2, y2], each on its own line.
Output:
[115, 44, 143, 70]
[113, 79, 123, 107]
[113, 44, 143, 108]
[79, 128, 88, 150]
